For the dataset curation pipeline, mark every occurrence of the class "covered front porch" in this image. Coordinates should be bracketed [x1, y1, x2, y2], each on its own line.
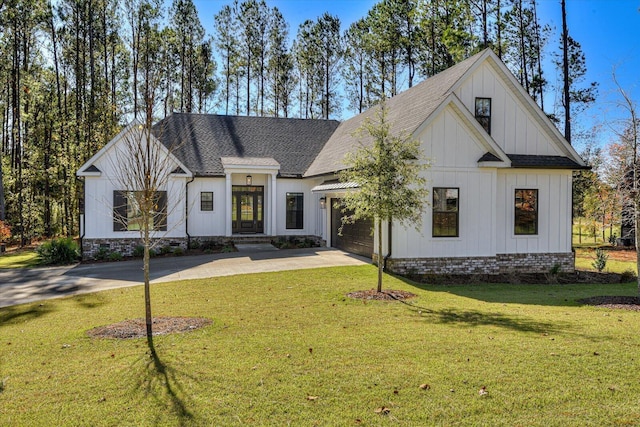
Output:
[221, 157, 280, 237]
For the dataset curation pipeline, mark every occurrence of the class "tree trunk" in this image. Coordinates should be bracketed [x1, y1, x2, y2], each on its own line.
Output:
[635, 203, 640, 294]
[561, 0, 571, 144]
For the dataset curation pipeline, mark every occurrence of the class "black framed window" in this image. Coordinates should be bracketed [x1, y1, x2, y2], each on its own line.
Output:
[200, 192, 213, 211]
[475, 97, 491, 134]
[113, 190, 167, 232]
[514, 189, 538, 235]
[286, 193, 304, 229]
[433, 188, 459, 237]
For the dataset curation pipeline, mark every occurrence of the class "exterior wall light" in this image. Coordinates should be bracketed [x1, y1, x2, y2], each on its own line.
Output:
[246, 175, 252, 185]
[319, 197, 326, 209]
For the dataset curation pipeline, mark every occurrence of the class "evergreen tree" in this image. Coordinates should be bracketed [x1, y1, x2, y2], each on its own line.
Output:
[339, 101, 430, 292]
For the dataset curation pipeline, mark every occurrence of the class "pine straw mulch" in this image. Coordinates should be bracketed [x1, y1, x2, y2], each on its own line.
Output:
[87, 317, 212, 339]
[346, 289, 417, 301]
[577, 296, 640, 311]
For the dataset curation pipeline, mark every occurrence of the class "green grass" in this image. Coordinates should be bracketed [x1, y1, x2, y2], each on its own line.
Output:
[2, 266, 640, 425]
[0, 249, 40, 269]
[575, 247, 638, 274]
[572, 219, 619, 247]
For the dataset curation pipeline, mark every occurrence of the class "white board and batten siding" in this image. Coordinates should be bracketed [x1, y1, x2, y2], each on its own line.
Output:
[496, 170, 572, 255]
[392, 104, 498, 259]
[83, 176, 188, 240]
[186, 178, 227, 237]
[455, 61, 563, 157]
[275, 178, 323, 237]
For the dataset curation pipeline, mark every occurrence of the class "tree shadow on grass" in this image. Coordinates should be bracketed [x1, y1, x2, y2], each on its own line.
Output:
[398, 297, 563, 334]
[129, 336, 198, 426]
[73, 293, 110, 310]
[0, 303, 55, 329]
[392, 273, 635, 308]
[384, 275, 569, 334]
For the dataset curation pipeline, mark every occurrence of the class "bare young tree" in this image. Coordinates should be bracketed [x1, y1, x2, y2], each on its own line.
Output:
[611, 70, 640, 292]
[109, 122, 188, 341]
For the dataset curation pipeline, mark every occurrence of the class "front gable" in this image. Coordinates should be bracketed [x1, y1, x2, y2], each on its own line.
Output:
[452, 51, 586, 167]
[415, 95, 510, 169]
[77, 120, 193, 180]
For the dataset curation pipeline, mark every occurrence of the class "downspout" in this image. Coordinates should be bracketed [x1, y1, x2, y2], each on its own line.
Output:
[77, 175, 86, 258]
[383, 217, 392, 271]
[185, 176, 195, 249]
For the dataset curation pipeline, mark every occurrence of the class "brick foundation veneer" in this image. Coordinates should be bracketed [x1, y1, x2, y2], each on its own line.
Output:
[384, 252, 575, 275]
[82, 238, 188, 259]
[81, 235, 325, 259]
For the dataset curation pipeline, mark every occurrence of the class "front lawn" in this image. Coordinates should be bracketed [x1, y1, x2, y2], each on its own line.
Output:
[575, 246, 638, 274]
[1, 265, 640, 425]
[0, 248, 40, 269]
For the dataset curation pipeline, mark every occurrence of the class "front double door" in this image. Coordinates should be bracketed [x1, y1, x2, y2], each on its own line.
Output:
[232, 186, 264, 234]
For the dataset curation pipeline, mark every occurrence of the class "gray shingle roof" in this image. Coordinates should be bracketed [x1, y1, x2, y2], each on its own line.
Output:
[304, 50, 487, 177]
[152, 113, 340, 177]
[507, 154, 590, 170]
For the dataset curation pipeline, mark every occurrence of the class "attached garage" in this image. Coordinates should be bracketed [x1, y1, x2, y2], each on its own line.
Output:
[330, 199, 373, 258]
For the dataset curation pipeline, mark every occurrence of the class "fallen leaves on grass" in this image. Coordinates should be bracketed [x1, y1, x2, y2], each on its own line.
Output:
[374, 406, 391, 415]
[419, 383, 430, 390]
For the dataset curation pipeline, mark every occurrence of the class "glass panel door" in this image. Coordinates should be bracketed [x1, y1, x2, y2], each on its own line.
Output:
[232, 186, 264, 234]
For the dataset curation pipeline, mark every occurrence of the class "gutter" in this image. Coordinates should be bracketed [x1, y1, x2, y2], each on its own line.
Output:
[383, 218, 392, 271]
[185, 175, 195, 248]
[77, 175, 86, 258]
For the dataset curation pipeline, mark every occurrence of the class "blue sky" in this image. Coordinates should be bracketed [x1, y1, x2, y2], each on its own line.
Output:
[191, 0, 640, 148]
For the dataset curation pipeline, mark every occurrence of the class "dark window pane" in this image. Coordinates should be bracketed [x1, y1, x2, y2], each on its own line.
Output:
[286, 193, 304, 229]
[113, 190, 167, 232]
[475, 97, 491, 134]
[433, 187, 459, 237]
[113, 191, 127, 231]
[201, 192, 213, 211]
[515, 189, 538, 235]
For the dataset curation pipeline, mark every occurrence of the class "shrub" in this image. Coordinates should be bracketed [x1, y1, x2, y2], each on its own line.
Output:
[148, 249, 157, 258]
[108, 252, 123, 261]
[159, 245, 172, 255]
[173, 247, 184, 256]
[133, 245, 145, 257]
[94, 247, 110, 261]
[592, 248, 609, 272]
[37, 238, 79, 265]
[221, 244, 235, 253]
[200, 241, 220, 251]
[0, 220, 11, 242]
[621, 269, 637, 283]
[188, 240, 201, 250]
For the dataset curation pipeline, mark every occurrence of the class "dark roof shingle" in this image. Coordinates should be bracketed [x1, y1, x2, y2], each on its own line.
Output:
[152, 114, 340, 177]
[507, 154, 589, 170]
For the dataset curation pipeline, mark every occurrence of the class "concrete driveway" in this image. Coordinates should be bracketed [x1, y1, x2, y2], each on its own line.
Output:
[0, 246, 370, 308]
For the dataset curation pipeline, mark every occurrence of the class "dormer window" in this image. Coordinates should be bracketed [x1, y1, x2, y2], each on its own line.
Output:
[475, 98, 491, 134]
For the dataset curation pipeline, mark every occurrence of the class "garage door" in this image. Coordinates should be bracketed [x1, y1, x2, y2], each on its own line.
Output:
[331, 199, 373, 258]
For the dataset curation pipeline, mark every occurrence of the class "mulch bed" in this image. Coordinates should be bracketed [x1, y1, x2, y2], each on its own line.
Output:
[577, 296, 640, 311]
[87, 317, 212, 339]
[347, 289, 417, 301]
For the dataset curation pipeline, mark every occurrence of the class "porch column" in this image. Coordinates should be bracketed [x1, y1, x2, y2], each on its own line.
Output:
[225, 172, 232, 236]
[270, 172, 277, 236]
